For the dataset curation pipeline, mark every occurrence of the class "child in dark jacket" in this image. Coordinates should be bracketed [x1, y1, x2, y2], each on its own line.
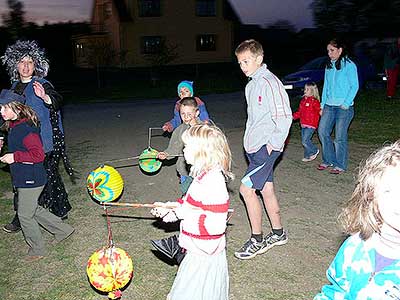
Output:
[0, 98, 74, 262]
[162, 80, 210, 133]
[292, 82, 321, 162]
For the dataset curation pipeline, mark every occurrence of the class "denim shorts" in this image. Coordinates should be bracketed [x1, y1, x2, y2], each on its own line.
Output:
[241, 145, 281, 190]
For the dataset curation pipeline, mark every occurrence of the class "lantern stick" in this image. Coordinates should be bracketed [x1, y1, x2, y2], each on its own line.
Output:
[101, 154, 183, 165]
[102, 202, 234, 213]
[148, 127, 163, 149]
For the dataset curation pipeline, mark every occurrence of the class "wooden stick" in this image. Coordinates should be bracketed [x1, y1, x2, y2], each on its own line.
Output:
[102, 202, 234, 213]
[101, 154, 183, 165]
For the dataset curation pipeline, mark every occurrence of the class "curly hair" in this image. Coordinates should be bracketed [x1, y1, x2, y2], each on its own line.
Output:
[339, 140, 400, 240]
[1, 40, 49, 82]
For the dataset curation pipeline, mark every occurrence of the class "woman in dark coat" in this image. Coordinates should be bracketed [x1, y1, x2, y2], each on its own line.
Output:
[1, 40, 74, 233]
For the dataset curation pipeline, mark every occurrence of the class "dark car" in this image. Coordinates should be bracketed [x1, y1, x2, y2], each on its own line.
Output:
[282, 56, 377, 93]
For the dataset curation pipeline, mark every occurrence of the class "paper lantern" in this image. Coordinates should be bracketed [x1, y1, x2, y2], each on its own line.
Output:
[139, 148, 162, 173]
[87, 246, 133, 299]
[87, 165, 124, 202]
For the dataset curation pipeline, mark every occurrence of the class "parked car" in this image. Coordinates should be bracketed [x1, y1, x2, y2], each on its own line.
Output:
[282, 56, 377, 93]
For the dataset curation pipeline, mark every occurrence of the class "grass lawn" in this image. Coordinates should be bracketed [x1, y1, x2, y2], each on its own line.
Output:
[0, 87, 398, 299]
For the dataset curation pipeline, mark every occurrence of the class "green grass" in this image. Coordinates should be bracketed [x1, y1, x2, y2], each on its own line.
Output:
[0, 87, 398, 299]
[290, 88, 400, 146]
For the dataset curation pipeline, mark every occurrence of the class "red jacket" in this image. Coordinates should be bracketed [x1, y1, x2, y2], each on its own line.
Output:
[292, 96, 321, 129]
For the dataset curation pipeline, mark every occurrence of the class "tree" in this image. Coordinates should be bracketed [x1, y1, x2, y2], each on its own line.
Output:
[144, 40, 179, 86]
[1, 0, 26, 40]
[265, 19, 296, 33]
[85, 38, 116, 88]
[310, 0, 400, 36]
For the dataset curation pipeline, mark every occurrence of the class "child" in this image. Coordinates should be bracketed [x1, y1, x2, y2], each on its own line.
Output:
[0, 99, 74, 262]
[157, 97, 202, 194]
[162, 80, 210, 133]
[151, 97, 203, 264]
[234, 39, 292, 260]
[292, 82, 321, 162]
[151, 124, 233, 300]
[314, 140, 400, 299]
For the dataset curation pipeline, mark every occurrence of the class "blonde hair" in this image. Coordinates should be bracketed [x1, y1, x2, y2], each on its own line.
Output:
[1, 101, 40, 131]
[304, 82, 320, 101]
[181, 124, 234, 180]
[339, 140, 400, 240]
[235, 39, 264, 57]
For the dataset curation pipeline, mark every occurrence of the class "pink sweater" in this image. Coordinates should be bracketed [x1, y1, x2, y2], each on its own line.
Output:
[175, 168, 230, 255]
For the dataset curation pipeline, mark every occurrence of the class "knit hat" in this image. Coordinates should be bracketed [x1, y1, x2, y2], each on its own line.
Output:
[177, 80, 194, 96]
[0, 89, 26, 105]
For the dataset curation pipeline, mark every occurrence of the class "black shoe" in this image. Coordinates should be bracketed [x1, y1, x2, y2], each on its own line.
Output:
[151, 235, 181, 260]
[3, 223, 21, 233]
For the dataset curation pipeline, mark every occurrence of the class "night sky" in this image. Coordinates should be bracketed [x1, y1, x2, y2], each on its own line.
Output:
[0, 0, 314, 30]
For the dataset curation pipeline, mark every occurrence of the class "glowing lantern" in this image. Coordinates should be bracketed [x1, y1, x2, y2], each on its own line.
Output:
[87, 246, 133, 299]
[87, 165, 124, 202]
[138, 148, 162, 173]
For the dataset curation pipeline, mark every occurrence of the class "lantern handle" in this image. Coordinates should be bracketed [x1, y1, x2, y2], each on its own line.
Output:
[100, 153, 182, 166]
[102, 201, 234, 213]
[148, 127, 163, 150]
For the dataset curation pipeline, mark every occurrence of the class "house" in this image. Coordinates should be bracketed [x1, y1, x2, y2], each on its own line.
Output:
[72, 0, 238, 68]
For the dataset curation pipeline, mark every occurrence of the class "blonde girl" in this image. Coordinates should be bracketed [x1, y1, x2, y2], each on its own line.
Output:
[314, 140, 400, 299]
[151, 124, 233, 300]
[0, 100, 74, 261]
[292, 81, 321, 162]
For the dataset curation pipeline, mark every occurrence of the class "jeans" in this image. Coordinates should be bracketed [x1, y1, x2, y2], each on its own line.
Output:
[301, 127, 318, 158]
[318, 105, 354, 170]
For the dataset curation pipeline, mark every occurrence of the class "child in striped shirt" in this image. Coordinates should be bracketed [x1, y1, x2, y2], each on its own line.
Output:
[151, 124, 233, 300]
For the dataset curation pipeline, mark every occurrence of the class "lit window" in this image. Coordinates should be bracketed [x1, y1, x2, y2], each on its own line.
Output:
[141, 36, 162, 54]
[196, 34, 216, 51]
[196, 0, 216, 16]
[138, 0, 161, 17]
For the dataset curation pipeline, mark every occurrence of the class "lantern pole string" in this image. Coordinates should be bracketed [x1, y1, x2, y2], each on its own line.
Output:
[104, 206, 114, 248]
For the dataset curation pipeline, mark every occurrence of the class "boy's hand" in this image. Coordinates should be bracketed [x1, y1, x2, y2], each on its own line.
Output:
[0, 153, 14, 164]
[157, 152, 168, 160]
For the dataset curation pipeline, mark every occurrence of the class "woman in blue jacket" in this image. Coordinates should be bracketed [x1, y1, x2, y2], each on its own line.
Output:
[1, 40, 74, 233]
[317, 39, 359, 174]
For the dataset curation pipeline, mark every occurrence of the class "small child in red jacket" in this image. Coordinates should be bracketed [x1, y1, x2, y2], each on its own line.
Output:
[292, 82, 321, 162]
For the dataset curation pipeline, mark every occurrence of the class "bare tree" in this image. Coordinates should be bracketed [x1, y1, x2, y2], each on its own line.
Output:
[2, 0, 26, 40]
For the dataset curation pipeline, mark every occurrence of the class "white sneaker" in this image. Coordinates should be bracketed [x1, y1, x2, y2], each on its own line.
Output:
[302, 149, 319, 162]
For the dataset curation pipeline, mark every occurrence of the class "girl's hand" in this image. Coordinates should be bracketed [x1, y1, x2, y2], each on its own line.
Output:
[150, 202, 178, 222]
[0, 153, 14, 164]
[33, 81, 51, 104]
[319, 109, 323, 116]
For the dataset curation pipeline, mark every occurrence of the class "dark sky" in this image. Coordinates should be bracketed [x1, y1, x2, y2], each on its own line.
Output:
[0, 0, 314, 30]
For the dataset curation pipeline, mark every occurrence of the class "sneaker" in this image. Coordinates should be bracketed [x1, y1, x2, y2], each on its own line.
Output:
[329, 167, 345, 175]
[302, 149, 320, 162]
[3, 222, 21, 233]
[258, 231, 288, 255]
[317, 163, 333, 171]
[234, 237, 265, 260]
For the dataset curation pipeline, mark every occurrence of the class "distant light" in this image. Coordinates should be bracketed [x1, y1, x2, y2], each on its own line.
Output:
[382, 76, 387, 81]
[284, 85, 293, 90]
